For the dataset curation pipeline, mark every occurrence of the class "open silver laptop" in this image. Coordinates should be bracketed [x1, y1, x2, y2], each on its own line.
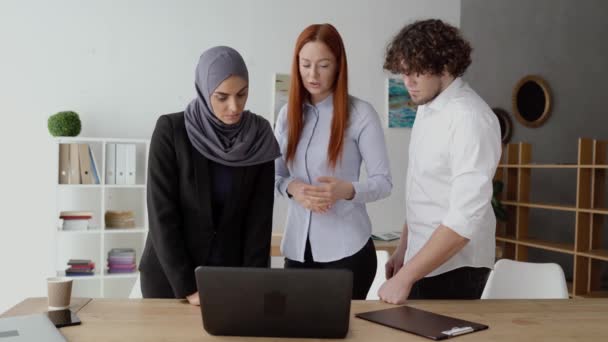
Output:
[0, 314, 66, 341]
[195, 266, 353, 338]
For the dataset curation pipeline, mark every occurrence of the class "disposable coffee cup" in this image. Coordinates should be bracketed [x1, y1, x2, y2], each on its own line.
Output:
[47, 277, 73, 310]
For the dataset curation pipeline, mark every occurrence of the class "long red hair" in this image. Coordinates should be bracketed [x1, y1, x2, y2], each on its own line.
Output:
[286, 23, 349, 169]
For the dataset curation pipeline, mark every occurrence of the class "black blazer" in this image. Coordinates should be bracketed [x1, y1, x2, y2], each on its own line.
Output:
[139, 112, 275, 298]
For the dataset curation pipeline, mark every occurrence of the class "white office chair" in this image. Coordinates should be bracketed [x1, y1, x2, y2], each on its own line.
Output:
[129, 275, 143, 299]
[366, 250, 390, 300]
[270, 256, 284, 269]
[481, 259, 569, 299]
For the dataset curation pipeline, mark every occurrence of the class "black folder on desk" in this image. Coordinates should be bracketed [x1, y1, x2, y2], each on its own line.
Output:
[356, 305, 488, 340]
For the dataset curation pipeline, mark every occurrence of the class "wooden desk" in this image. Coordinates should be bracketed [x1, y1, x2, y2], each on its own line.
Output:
[271, 233, 399, 257]
[3, 298, 608, 341]
[1, 297, 91, 317]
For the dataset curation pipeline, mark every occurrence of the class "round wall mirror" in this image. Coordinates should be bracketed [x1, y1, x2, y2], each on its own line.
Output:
[492, 108, 512, 144]
[512, 75, 551, 128]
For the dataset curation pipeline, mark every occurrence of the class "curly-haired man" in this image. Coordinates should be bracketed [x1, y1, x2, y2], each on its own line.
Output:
[379, 19, 502, 304]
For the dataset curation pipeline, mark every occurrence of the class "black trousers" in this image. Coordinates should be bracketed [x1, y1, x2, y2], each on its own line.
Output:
[284, 238, 377, 300]
[140, 269, 177, 298]
[407, 266, 490, 300]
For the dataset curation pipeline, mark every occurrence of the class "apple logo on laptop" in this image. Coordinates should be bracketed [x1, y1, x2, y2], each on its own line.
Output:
[264, 290, 286, 316]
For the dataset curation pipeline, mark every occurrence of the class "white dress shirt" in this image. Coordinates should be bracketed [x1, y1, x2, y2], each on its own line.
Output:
[275, 94, 392, 262]
[404, 77, 501, 277]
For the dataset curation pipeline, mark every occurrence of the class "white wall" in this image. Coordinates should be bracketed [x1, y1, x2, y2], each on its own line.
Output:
[0, 0, 460, 312]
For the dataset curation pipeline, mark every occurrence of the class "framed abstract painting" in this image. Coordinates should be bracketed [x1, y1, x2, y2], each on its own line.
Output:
[273, 73, 290, 125]
[387, 77, 417, 128]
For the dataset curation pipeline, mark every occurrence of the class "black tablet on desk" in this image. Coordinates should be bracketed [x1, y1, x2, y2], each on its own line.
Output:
[46, 309, 81, 328]
[356, 305, 488, 340]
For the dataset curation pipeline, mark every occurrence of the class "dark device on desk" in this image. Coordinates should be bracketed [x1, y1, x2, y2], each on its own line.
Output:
[45, 309, 81, 328]
[195, 266, 352, 338]
[356, 305, 488, 340]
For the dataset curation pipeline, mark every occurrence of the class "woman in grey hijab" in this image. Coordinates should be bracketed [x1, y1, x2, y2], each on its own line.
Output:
[140, 46, 280, 305]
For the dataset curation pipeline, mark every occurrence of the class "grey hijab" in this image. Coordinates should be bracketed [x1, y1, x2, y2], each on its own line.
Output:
[184, 46, 280, 167]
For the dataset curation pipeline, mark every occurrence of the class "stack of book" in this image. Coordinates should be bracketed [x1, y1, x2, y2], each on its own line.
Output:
[371, 231, 402, 241]
[60, 211, 93, 231]
[65, 259, 95, 276]
[107, 248, 136, 274]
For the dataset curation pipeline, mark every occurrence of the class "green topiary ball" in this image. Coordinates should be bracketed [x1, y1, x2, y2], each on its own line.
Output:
[48, 111, 82, 137]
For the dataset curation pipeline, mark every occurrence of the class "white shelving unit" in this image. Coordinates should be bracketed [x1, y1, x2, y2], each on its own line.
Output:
[53, 137, 149, 298]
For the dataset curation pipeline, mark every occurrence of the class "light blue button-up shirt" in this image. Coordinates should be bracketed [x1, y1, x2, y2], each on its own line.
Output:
[275, 94, 392, 262]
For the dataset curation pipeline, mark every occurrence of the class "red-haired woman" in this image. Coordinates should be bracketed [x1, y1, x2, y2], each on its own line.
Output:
[274, 23, 393, 299]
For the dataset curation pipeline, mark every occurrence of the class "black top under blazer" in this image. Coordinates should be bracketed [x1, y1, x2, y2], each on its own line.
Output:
[139, 112, 275, 298]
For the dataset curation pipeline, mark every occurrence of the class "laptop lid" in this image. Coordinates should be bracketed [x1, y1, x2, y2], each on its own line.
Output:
[0, 314, 66, 342]
[195, 266, 352, 338]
